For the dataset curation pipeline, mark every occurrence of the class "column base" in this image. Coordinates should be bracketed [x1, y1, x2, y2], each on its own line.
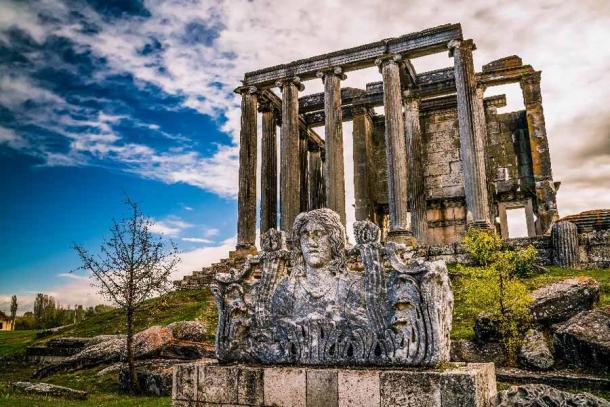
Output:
[386, 229, 417, 246]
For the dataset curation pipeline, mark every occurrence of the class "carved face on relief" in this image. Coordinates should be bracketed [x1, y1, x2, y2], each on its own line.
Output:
[300, 221, 333, 268]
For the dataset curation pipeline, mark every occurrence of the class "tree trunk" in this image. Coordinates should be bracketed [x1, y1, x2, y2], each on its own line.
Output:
[126, 308, 136, 393]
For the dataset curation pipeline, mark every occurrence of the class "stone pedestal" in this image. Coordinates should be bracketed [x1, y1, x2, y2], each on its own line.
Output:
[173, 362, 497, 407]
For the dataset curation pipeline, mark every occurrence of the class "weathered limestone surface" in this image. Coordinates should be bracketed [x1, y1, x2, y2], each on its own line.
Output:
[211, 209, 453, 366]
[278, 78, 303, 234]
[518, 329, 554, 371]
[404, 91, 428, 244]
[551, 221, 579, 268]
[449, 39, 491, 230]
[352, 107, 372, 221]
[236, 86, 258, 249]
[377, 56, 413, 244]
[260, 103, 277, 234]
[321, 69, 346, 225]
[497, 383, 610, 407]
[172, 362, 497, 407]
[529, 277, 599, 325]
[11, 382, 88, 400]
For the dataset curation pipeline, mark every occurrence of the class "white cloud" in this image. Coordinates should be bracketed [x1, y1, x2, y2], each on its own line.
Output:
[1, 0, 609, 214]
[181, 237, 213, 244]
[150, 216, 193, 237]
[173, 236, 237, 280]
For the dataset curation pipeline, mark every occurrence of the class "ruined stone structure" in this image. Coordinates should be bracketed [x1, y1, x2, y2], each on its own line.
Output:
[234, 23, 559, 249]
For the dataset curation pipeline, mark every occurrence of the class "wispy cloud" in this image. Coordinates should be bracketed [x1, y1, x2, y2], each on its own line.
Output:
[150, 216, 193, 237]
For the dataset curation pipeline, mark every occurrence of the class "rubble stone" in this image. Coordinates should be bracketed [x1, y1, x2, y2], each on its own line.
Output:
[167, 320, 207, 342]
[497, 383, 610, 407]
[518, 329, 554, 370]
[530, 278, 599, 324]
[11, 381, 88, 400]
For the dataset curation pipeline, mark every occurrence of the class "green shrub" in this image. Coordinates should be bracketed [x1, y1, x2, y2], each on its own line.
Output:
[457, 228, 537, 364]
[462, 228, 503, 266]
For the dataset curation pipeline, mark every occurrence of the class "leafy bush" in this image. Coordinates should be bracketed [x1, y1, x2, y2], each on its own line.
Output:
[462, 227, 503, 266]
[457, 228, 537, 363]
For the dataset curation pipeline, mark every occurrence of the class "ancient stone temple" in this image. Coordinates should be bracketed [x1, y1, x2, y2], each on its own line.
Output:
[234, 23, 559, 248]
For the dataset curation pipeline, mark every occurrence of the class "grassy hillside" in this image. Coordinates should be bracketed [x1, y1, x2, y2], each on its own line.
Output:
[46, 288, 217, 341]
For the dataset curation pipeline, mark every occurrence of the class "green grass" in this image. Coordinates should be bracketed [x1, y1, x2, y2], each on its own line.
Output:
[0, 330, 39, 358]
[450, 265, 610, 340]
[45, 288, 217, 341]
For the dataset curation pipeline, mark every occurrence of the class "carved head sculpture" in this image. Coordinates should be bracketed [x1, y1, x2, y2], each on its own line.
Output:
[292, 208, 346, 275]
[260, 228, 287, 252]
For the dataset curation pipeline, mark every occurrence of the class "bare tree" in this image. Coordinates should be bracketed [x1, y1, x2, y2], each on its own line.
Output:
[10, 295, 17, 325]
[74, 198, 180, 392]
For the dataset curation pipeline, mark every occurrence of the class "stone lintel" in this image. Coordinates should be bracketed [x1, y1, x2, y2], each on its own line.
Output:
[172, 362, 497, 407]
[476, 65, 535, 87]
[482, 55, 523, 73]
[243, 24, 463, 87]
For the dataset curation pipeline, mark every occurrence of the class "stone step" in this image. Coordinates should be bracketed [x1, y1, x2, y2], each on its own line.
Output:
[496, 367, 610, 391]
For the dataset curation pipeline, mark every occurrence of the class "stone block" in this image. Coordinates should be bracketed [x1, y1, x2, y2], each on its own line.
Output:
[337, 370, 380, 407]
[197, 365, 238, 404]
[380, 370, 441, 406]
[440, 364, 496, 407]
[264, 367, 306, 407]
[238, 367, 264, 406]
[173, 363, 197, 401]
[307, 369, 338, 407]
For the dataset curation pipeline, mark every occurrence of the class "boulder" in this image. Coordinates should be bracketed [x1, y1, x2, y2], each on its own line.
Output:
[157, 342, 214, 360]
[132, 326, 173, 358]
[473, 312, 501, 343]
[118, 360, 177, 396]
[497, 383, 610, 407]
[553, 306, 610, 373]
[11, 381, 88, 400]
[167, 320, 207, 342]
[518, 329, 554, 370]
[34, 335, 126, 378]
[530, 278, 599, 324]
[450, 339, 506, 365]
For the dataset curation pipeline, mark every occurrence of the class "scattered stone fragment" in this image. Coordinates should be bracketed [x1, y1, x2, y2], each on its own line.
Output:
[530, 278, 599, 324]
[518, 329, 554, 370]
[474, 312, 501, 343]
[497, 383, 610, 407]
[132, 326, 173, 359]
[450, 339, 506, 365]
[10, 381, 88, 400]
[553, 306, 610, 374]
[118, 359, 183, 396]
[167, 320, 207, 342]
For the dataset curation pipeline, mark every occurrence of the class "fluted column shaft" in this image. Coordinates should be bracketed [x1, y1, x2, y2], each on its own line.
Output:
[277, 78, 303, 234]
[449, 39, 491, 230]
[404, 91, 428, 243]
[551, 221, 579, 268]
[260, 103, 277, 234]
[521, 72, 558, 234]
[299, 131, 309, 212]
[377, 56, 414, 244]
[352, 107, 373, 221]
[235, 86, 258, 249]
[308, 147, 324, 210]
[319, 68, 346, 225]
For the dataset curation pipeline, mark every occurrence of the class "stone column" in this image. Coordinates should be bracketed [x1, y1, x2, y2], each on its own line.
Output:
[276, 77, 304, 235]
[375, 55, 414, 245]
[352, 106, 372, 221]
[449, 39, 492, 230]
[308, 146, 324, 210]
[299, 131, 309, 212]
[259, 100, 277, 234]
[235, 85, 258, 250]
[521, 71, 559, 234]
[317, 67, 347, 225]
[551, 221, 579, 268]
[404, 90, 428, 244]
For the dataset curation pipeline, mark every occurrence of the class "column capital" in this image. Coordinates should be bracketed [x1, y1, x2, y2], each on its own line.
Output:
[448, 39, 476, 57]
[315, 66, 347, 81]
[275, 77, 305, 91]
[474, 84, 486, 99]
[374, 54, 403, 72]
[234, 85, 259, 95]
[351, 105, 373, 117]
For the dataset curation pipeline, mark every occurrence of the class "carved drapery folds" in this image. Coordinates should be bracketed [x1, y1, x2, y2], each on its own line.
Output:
[211, 208, 453, 367]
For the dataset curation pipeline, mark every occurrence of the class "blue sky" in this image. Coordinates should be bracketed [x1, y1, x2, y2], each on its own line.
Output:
[1, 0, 609, 311]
